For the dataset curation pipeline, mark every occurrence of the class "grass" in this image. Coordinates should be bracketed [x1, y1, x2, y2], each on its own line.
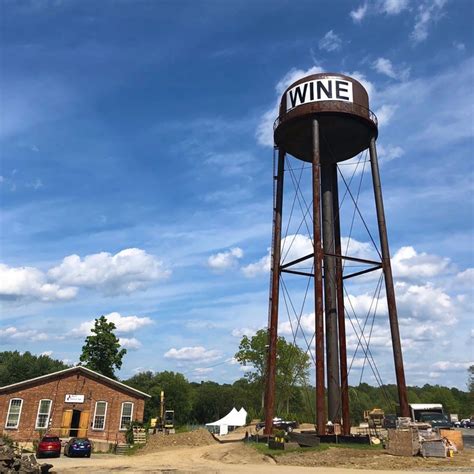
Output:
[249, 440, 383, 457]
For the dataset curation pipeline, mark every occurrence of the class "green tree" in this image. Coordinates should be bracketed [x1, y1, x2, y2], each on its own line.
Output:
[79, 315, 126, 379]
[0, 351, 69, 386]
[125, 371, 192, 424]
[234, 329, 310, 415]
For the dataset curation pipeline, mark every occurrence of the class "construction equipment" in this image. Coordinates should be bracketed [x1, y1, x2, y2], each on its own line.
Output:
[164, 410, 175, 433]
[154, 390, 175, 434]
[364, 408, 384, 438]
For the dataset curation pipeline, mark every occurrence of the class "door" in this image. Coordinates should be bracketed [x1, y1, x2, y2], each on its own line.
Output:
[78, 410, 90, 438]
[60, 409, 73, 437]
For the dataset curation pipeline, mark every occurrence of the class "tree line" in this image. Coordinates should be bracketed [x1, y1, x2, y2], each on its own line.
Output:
[1, 316, 471, 426]
[1, 349, 471, 425]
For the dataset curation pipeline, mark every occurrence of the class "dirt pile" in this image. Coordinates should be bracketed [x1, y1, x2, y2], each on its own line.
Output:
[0, 438, 53, 473]
[275, 446, 474, 471]
[140, 429, 217, 454]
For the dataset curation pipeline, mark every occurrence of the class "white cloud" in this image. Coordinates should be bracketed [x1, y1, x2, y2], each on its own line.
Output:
[193, 367, 213, 375]
[380, 0, 409, 15]
[256, 66, 324, 147]
[41, 351, 53, 357]
[0, 263, 78, 302]
[0, 326, 49, 343]
[70, 311, 153, 337]
[411, 0, 447, 43]
[241, 254, 270, 278]
[242, 234, 312, 279]
[455, 268, 474, 288]
[372, 58, 410, 81]
[392, 246, 450, 279]
[377, 144, 404, 162]
[396, 281, 456, 325]
[453, 41, 465, 51]
[48, 248, 170, 295]
[26, 178, 43, 190]
[432, 361, 473, 372]
[208, 247, 243, 272]
[374, 104, 397, 127]
[350, 3, 368, 22]
[231, 327, 257, 338]
[279, 312, 315, 338]
[204, 151, 255, 176]
[164, 346, 221, 363]
[318, 30, 342, 52]
[119, 337, 141, 350]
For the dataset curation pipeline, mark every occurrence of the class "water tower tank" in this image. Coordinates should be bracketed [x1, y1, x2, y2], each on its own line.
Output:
[273, 73, 378, 163]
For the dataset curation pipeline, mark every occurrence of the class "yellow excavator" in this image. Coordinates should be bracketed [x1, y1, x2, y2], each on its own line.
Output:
[150, 391, 175, 434]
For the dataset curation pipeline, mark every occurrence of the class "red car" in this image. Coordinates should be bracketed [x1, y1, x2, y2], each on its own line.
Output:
[36, 435, 61, 458]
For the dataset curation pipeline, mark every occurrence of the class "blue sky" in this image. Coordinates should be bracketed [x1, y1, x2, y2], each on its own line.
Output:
[1, 0, 473, 389]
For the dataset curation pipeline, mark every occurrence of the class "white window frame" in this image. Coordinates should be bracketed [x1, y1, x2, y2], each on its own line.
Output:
[119, 402, 134, 431]
[35, 399, 52, 429]
[5, 398, 23, 429]
[92, 401, 108, 430]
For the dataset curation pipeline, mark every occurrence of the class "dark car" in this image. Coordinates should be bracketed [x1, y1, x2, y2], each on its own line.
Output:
[36, 435, 61, 458]
[64, 438, 92, 457]
[419, 412, 452, 429]
[256, 418, 299, 433]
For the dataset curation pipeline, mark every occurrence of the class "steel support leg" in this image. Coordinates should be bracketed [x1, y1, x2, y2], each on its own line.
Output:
[321, 163, 341, 423]
[264, 147, 285, 435]
[312, 119, 326, 434]
[368, 137, 409, 417]
[332, 167, 350, 434]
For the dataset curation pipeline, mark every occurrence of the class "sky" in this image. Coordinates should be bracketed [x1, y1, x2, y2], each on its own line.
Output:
[1, 0, 473, 390]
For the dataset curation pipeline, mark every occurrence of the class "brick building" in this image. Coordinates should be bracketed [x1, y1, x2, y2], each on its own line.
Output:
[0, 366, 150, 446]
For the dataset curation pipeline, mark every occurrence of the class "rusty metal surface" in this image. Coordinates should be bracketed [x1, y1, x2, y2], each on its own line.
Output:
[274, 73, 377, 163]
[312, 119, 326, 435]
[333, 169, 350, 435]
[368, 138, 409, 418]
[263, 148, 285, 435]
[321, 163, 341, 423]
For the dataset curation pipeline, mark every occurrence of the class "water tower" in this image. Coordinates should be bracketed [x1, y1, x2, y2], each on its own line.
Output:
[264, 73, 409, 436]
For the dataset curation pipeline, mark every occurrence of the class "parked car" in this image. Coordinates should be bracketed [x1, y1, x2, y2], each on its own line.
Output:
[256, 418, 299, 433]
[460, 419, 472, 428]
[36, 435, 61, 458]
[419, 412, 452, 429]
[64, 438, 92, 457]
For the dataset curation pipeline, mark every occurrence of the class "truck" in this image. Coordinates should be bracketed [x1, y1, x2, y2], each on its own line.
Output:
[408, 403, 451, 429]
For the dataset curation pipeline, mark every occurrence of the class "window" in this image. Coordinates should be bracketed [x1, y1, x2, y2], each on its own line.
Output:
[119, 402, 134, 430]
[6, 398, 23, 429]
[35, 399, 52, 429]
[93, 401, 107, 430]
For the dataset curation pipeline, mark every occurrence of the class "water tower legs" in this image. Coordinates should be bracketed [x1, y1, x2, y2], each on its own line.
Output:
[263, 147, 285, 436]
[368, 137, 410, 418]
[332, 170, 351, 435]
[321, 162, 342, 423]
[312, 119, 326, 435]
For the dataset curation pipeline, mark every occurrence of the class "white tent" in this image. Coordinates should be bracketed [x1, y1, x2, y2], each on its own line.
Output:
[205, 407, 247, 435]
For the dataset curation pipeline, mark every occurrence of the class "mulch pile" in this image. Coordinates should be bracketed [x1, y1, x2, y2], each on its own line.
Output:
[140, 429, 217, 454]
[0, 438, 53, 473]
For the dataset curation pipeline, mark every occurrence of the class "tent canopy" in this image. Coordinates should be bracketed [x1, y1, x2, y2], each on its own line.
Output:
[205, 407, 247, 427]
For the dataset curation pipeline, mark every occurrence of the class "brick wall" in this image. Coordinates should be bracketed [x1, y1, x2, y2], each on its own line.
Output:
[0, 371, 146, 444]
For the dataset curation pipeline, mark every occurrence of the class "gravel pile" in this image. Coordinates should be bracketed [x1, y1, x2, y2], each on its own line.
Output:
[0, 438, 53, 473]
[141, 429, 217, 453]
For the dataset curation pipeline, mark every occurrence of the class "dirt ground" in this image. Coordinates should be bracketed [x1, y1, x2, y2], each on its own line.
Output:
[49, 433, 474, 474]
